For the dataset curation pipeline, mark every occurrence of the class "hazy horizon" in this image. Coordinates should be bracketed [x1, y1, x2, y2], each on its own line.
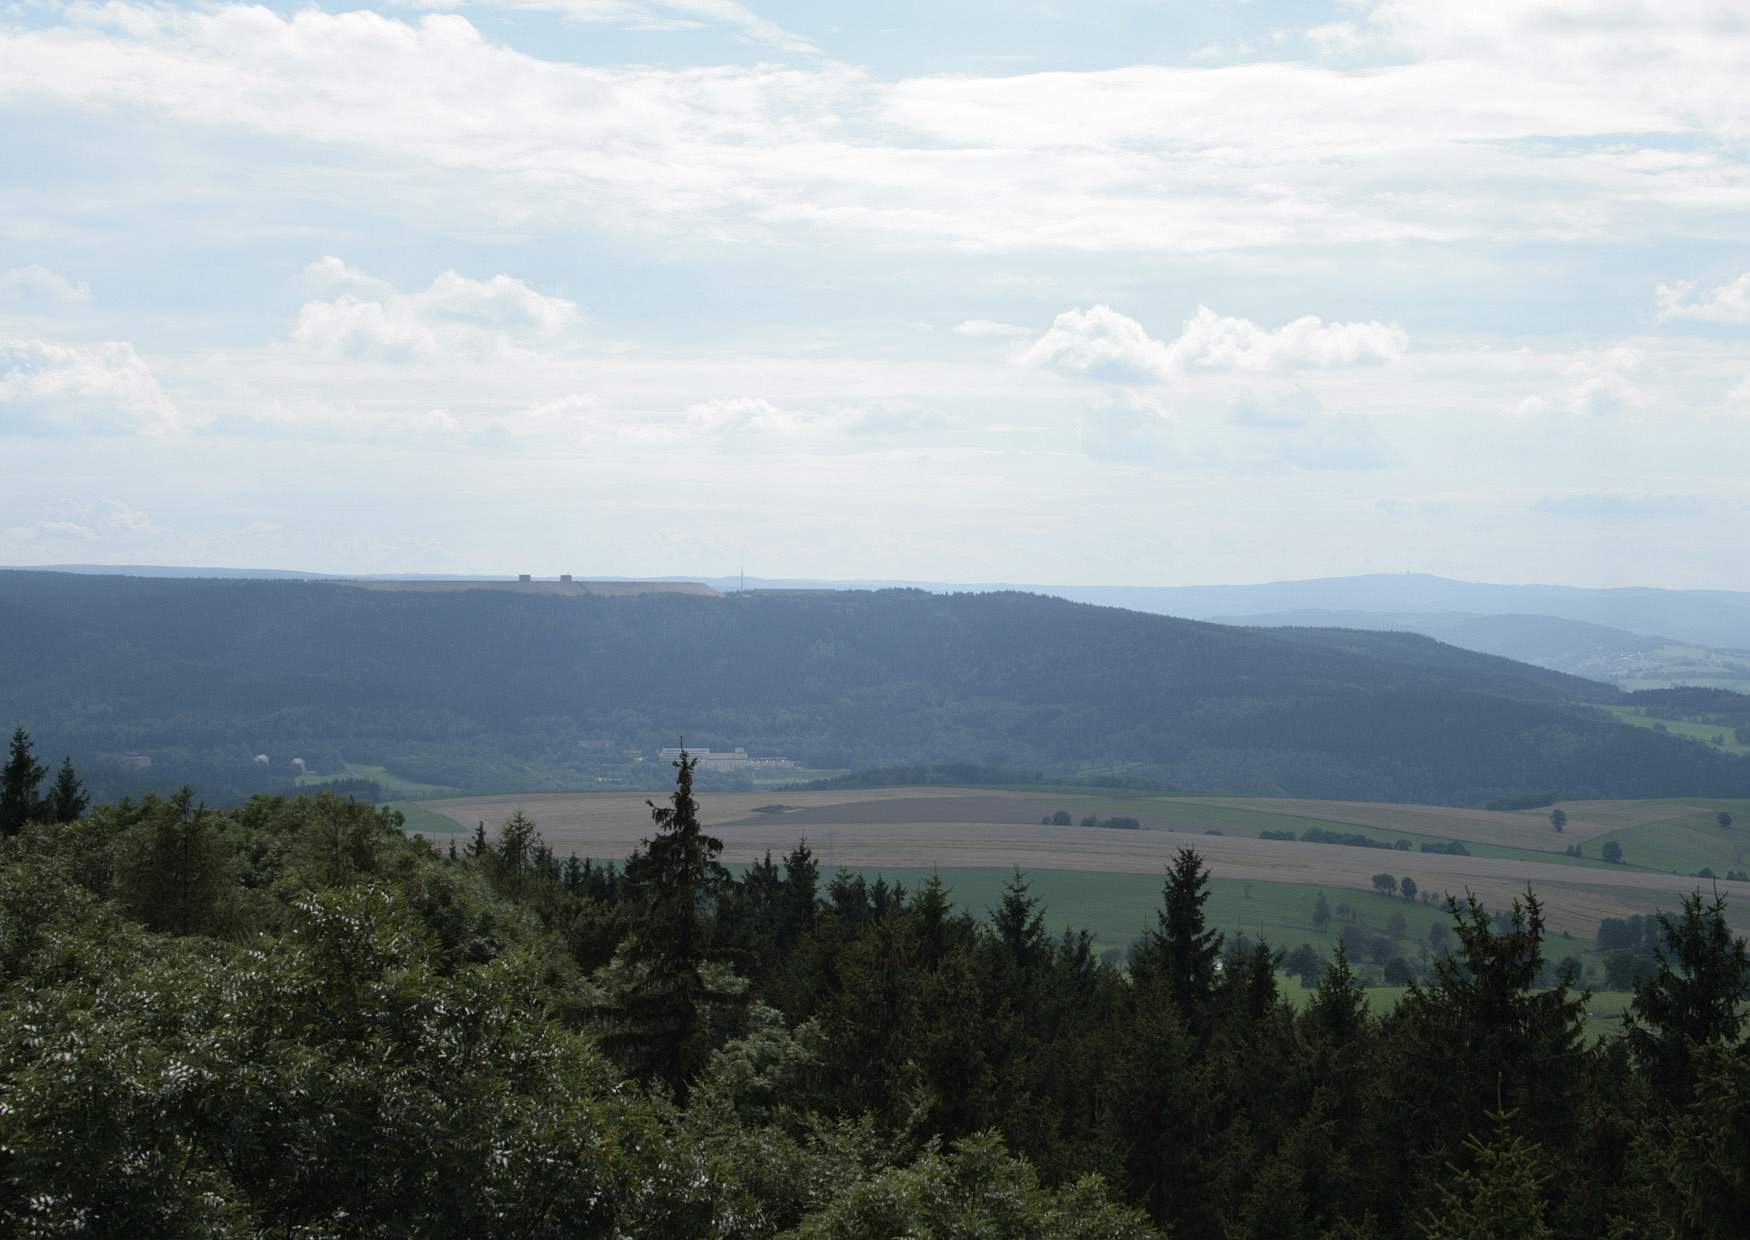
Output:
[9, 563, 1750, 599]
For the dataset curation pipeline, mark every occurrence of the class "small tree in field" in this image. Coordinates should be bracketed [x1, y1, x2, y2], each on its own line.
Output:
[1601, 840, 1624, 865]
[1550, 809, 1567, 833]
[1400, 876, 1419, 902]
[1719, 811, 1734, 830]
[1372, 873, 1398, 896]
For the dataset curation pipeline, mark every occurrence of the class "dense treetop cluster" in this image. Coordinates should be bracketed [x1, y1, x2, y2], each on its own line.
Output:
[1, 749, 1748, 1236]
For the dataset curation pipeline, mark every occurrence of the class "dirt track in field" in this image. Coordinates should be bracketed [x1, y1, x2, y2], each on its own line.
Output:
[420, 787, 1750, 936]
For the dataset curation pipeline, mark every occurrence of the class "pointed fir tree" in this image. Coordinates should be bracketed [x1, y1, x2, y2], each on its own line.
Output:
[602, 750, 738, 1100]
[993, 867, 1049, 973]
[467, 819, 489, 859]
[49, 756, 88, 824]
[1, 726, 48, 837]
[1141, 848, 1223, 1021]
[1625, 890, 1750, 1107]
[1305, 939, 1369, 1045]
[1416, 1111, 1554, 1240]
[779, 838, 819, 946]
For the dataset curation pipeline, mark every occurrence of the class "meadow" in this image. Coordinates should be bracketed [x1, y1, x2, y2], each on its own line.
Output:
[1599, 703, 1749, 755]
[299, 762, 455, 798]
[411, 784, 1750, 944]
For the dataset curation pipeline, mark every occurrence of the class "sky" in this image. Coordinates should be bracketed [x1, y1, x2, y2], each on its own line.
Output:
[2, 0, 1748, 587]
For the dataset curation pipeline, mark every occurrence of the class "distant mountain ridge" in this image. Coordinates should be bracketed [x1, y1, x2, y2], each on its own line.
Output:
[18, 567, 1748, 649]
[2, 569, 1746, 808]
[1215, 610, 1663, 666]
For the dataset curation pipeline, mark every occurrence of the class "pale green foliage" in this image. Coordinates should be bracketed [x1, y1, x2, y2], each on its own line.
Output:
[781, 1130, 1165, 1239]
[1416, 1113, 1553, 1240]
[704, 1002, 826, 1124]
[0, 866, 661, 1237]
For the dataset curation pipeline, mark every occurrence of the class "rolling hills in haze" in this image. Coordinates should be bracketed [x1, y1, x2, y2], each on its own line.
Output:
[2, 569, 1747, 808]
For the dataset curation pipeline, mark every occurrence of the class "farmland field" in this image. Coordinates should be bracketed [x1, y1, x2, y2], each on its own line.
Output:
[298, 762, 455, 798]
[416, 785, 1750, 940]
[1599, 704, 1750, 754]
[779, 867, 1457, 957]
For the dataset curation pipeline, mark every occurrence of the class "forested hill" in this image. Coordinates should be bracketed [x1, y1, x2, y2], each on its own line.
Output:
[3, 569, 1747, 806]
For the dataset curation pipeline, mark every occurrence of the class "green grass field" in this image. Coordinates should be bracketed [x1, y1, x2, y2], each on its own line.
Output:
[831, 867, 1635, 1040]
[298, 763, 455, 798]
[1598, 705, 1749, 755]
[1605, 642, 1750, 696]
[386, 799, 469, 837]
[810, 866, 1455, 959]
[1584, 805, 1750, 877]
[1277, 981, 1635, 1041]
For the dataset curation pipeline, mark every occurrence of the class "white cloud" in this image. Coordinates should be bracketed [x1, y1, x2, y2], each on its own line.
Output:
[1564, 346, 1644, 416]
[686, 396, 795, 432]
[1170, 306, 1408, 372]
[1728, 374, 1750, 403]
[397, 0, 816, 54]
[4, 4, 1750, 256]
[291, 264, 580, 360]
[0, 339, 181, 433]
[682, 395, 939, 439]
[1018, 305, 1407, 383]
[301, 256, 396, 298]
[2, 501, 166, 548]
[1656, 272, 1750, 324]
[522, 393, 604, 428]
[0, 265, 91, 304]
[1017, 306, 1175, 383]
[953, 319, 1031, 338]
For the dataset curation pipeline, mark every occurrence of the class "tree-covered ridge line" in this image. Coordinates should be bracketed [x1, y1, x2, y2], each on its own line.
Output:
[4, 755, 1750, 1236]
[5, 569, 1750, 807]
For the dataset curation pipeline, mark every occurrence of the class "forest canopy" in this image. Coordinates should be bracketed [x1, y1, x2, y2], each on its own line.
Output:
[2, 756, 1748, 1237]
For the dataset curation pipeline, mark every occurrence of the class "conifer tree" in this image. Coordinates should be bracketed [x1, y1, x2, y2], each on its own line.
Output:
[49, 756, 88, 824]
[779, 839, 819, 946]
[1625, 890, 1750, 1106]
[1305, 940, 1368, 1045]
[993, 868, 1049, 973]
[1416, 1112, 1554, 1240]
[1385, 889, 1586, 1194]
[467, 819, 489, 858]
[120, 788, 235, 936]
[604, 750, 738, 1100]
[1139, 848, 1223, 1020]
[1, 726, 48, 837]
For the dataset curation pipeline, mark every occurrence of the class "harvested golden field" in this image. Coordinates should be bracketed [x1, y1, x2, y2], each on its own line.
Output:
[418, 786, 1750, 937]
